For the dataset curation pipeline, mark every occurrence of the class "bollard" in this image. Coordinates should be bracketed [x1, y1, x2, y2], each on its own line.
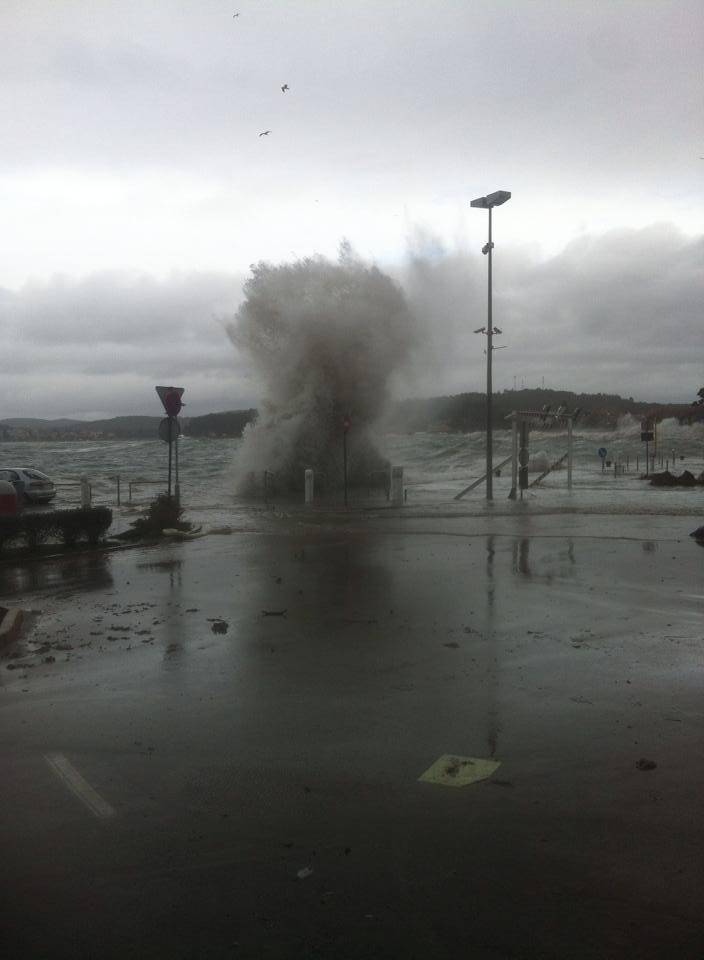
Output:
[304, 469, 314, 504]
[390, 466, 404, 506]
[116, 475, 121, 506]
[80, 475, 91, 508]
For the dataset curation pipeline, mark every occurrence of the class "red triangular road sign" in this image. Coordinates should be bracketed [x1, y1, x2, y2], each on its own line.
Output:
[155, 385, 185, 411]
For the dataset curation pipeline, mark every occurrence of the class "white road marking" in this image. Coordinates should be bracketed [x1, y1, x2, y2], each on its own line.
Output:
[44, 753, 116, 820]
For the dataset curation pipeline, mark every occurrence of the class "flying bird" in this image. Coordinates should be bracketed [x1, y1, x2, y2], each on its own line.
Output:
[233, 12, 239, 17]
[259, 130, 271, 137]
[281, 83, 289, 92]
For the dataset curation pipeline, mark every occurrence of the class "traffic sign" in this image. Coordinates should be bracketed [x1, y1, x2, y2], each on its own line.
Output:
[158, 418, 181, 444]
[156, 385, 185, 417]
[598, 447, 607, 459]
[641, 431, 654, 442]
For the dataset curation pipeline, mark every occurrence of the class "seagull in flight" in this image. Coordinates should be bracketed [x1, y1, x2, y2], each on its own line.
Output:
[233, 12, 239, 17]
[259, 130, 271, 137]
[281, 83, 289, 92]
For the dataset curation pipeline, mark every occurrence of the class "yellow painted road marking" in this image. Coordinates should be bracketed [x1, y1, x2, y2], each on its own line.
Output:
[419, 754, 501, 787]
[44, 753, 116, 820]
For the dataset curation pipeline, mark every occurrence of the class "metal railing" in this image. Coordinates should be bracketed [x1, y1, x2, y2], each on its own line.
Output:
[52, 475, 165, 508]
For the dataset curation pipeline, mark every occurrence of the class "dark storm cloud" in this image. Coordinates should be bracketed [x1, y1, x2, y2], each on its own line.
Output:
[402, 224, 703, 403]
[1, 223, 699, 420]
[0, 271, 251, 418]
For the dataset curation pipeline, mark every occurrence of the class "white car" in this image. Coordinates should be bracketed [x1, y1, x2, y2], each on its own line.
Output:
[0, 467, 57, 503]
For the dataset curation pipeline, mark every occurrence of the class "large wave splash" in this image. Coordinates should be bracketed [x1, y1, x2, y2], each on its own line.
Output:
[227, 245, 418, 494]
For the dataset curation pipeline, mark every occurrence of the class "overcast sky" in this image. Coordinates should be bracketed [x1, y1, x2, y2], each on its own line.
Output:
[1, 0, 702, 419]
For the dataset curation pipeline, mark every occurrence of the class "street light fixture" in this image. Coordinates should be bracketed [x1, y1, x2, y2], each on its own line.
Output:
[470, 189, 511, 500]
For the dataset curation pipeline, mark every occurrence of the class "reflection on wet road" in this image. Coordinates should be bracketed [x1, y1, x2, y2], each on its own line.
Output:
[1, 527, 703, 959]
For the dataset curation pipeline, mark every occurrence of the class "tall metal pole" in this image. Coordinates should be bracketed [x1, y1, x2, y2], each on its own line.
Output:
[167, 417, 173, 498]
[486, 206, 494, 501]
[174, 421, 180, 507]
[343, 429, 348, 506]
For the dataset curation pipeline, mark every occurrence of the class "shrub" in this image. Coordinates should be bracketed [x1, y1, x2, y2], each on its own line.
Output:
[0, 507, 113, 553]
[0, 516, 22, 552]
[116, 494, 190, 541]
[54, 507, 113, 546]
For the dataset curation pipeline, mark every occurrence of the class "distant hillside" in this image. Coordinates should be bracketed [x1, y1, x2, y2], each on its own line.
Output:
[0, 411, 256, 441]
[386, 388, 698, 432]
[185, 409, 257, 438]
[0, 391, 699, 441]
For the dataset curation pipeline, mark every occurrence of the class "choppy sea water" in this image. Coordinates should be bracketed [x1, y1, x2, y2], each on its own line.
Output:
[1, 415, 703, 531]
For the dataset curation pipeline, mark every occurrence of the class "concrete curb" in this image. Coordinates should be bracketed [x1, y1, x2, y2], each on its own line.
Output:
[0, 607, 24, 648]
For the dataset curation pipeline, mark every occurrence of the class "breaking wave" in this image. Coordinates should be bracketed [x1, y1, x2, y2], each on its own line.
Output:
[227, 245, 418, 493]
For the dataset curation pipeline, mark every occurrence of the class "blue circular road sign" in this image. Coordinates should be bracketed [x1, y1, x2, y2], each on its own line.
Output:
[598, 447, 607, 459]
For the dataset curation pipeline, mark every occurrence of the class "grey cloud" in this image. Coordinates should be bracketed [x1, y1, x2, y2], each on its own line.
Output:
[0, 227, 701, 419]
[0, 270, 251, 418]
[5, 271, 240, 346]
[0, 0, 699, 188]
[402, 224, 703, 404]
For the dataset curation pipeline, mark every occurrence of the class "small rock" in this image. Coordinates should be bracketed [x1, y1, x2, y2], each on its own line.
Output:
[211, 620, 229, 634]
[636, 758, 657, 771]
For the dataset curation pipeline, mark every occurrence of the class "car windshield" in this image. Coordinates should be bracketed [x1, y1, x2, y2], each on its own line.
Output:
[23, 471, 50, 481]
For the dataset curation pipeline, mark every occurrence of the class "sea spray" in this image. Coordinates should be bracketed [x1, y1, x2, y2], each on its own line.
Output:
[228, 246, 418, 493]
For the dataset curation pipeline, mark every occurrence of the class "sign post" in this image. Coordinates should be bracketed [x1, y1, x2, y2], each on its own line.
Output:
[640, 420, 654, 477]
[342, 415, 351, 507]
[156, 386, 185, 501]
[598, 447, 607, 473]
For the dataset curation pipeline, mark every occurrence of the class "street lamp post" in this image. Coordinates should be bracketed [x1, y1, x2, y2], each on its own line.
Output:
[470, 189, 511, 500]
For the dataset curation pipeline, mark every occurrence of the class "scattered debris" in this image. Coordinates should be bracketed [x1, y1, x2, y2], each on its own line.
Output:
[443, 641, 460, 649]
[262, 610, 287, 617]
[296, 867, 314, 880]
[570, 696, 593, 704]
[636, 758, 657, 771]
[419, 754, 501, 788]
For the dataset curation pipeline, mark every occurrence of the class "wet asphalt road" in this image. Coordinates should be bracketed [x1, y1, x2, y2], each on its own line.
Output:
[1, 521, 703, 959]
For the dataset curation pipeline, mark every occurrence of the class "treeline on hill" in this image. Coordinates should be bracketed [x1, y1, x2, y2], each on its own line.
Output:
[386, 389, 697, 433]
[2, 393, 699, 441]
[185, 409, 257, 438]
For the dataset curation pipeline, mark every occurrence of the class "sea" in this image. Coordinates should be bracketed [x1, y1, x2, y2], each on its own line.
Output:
[2, 414, 702, 534]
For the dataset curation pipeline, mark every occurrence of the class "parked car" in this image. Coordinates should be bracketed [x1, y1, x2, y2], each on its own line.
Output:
[0, 467, 57, 503]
